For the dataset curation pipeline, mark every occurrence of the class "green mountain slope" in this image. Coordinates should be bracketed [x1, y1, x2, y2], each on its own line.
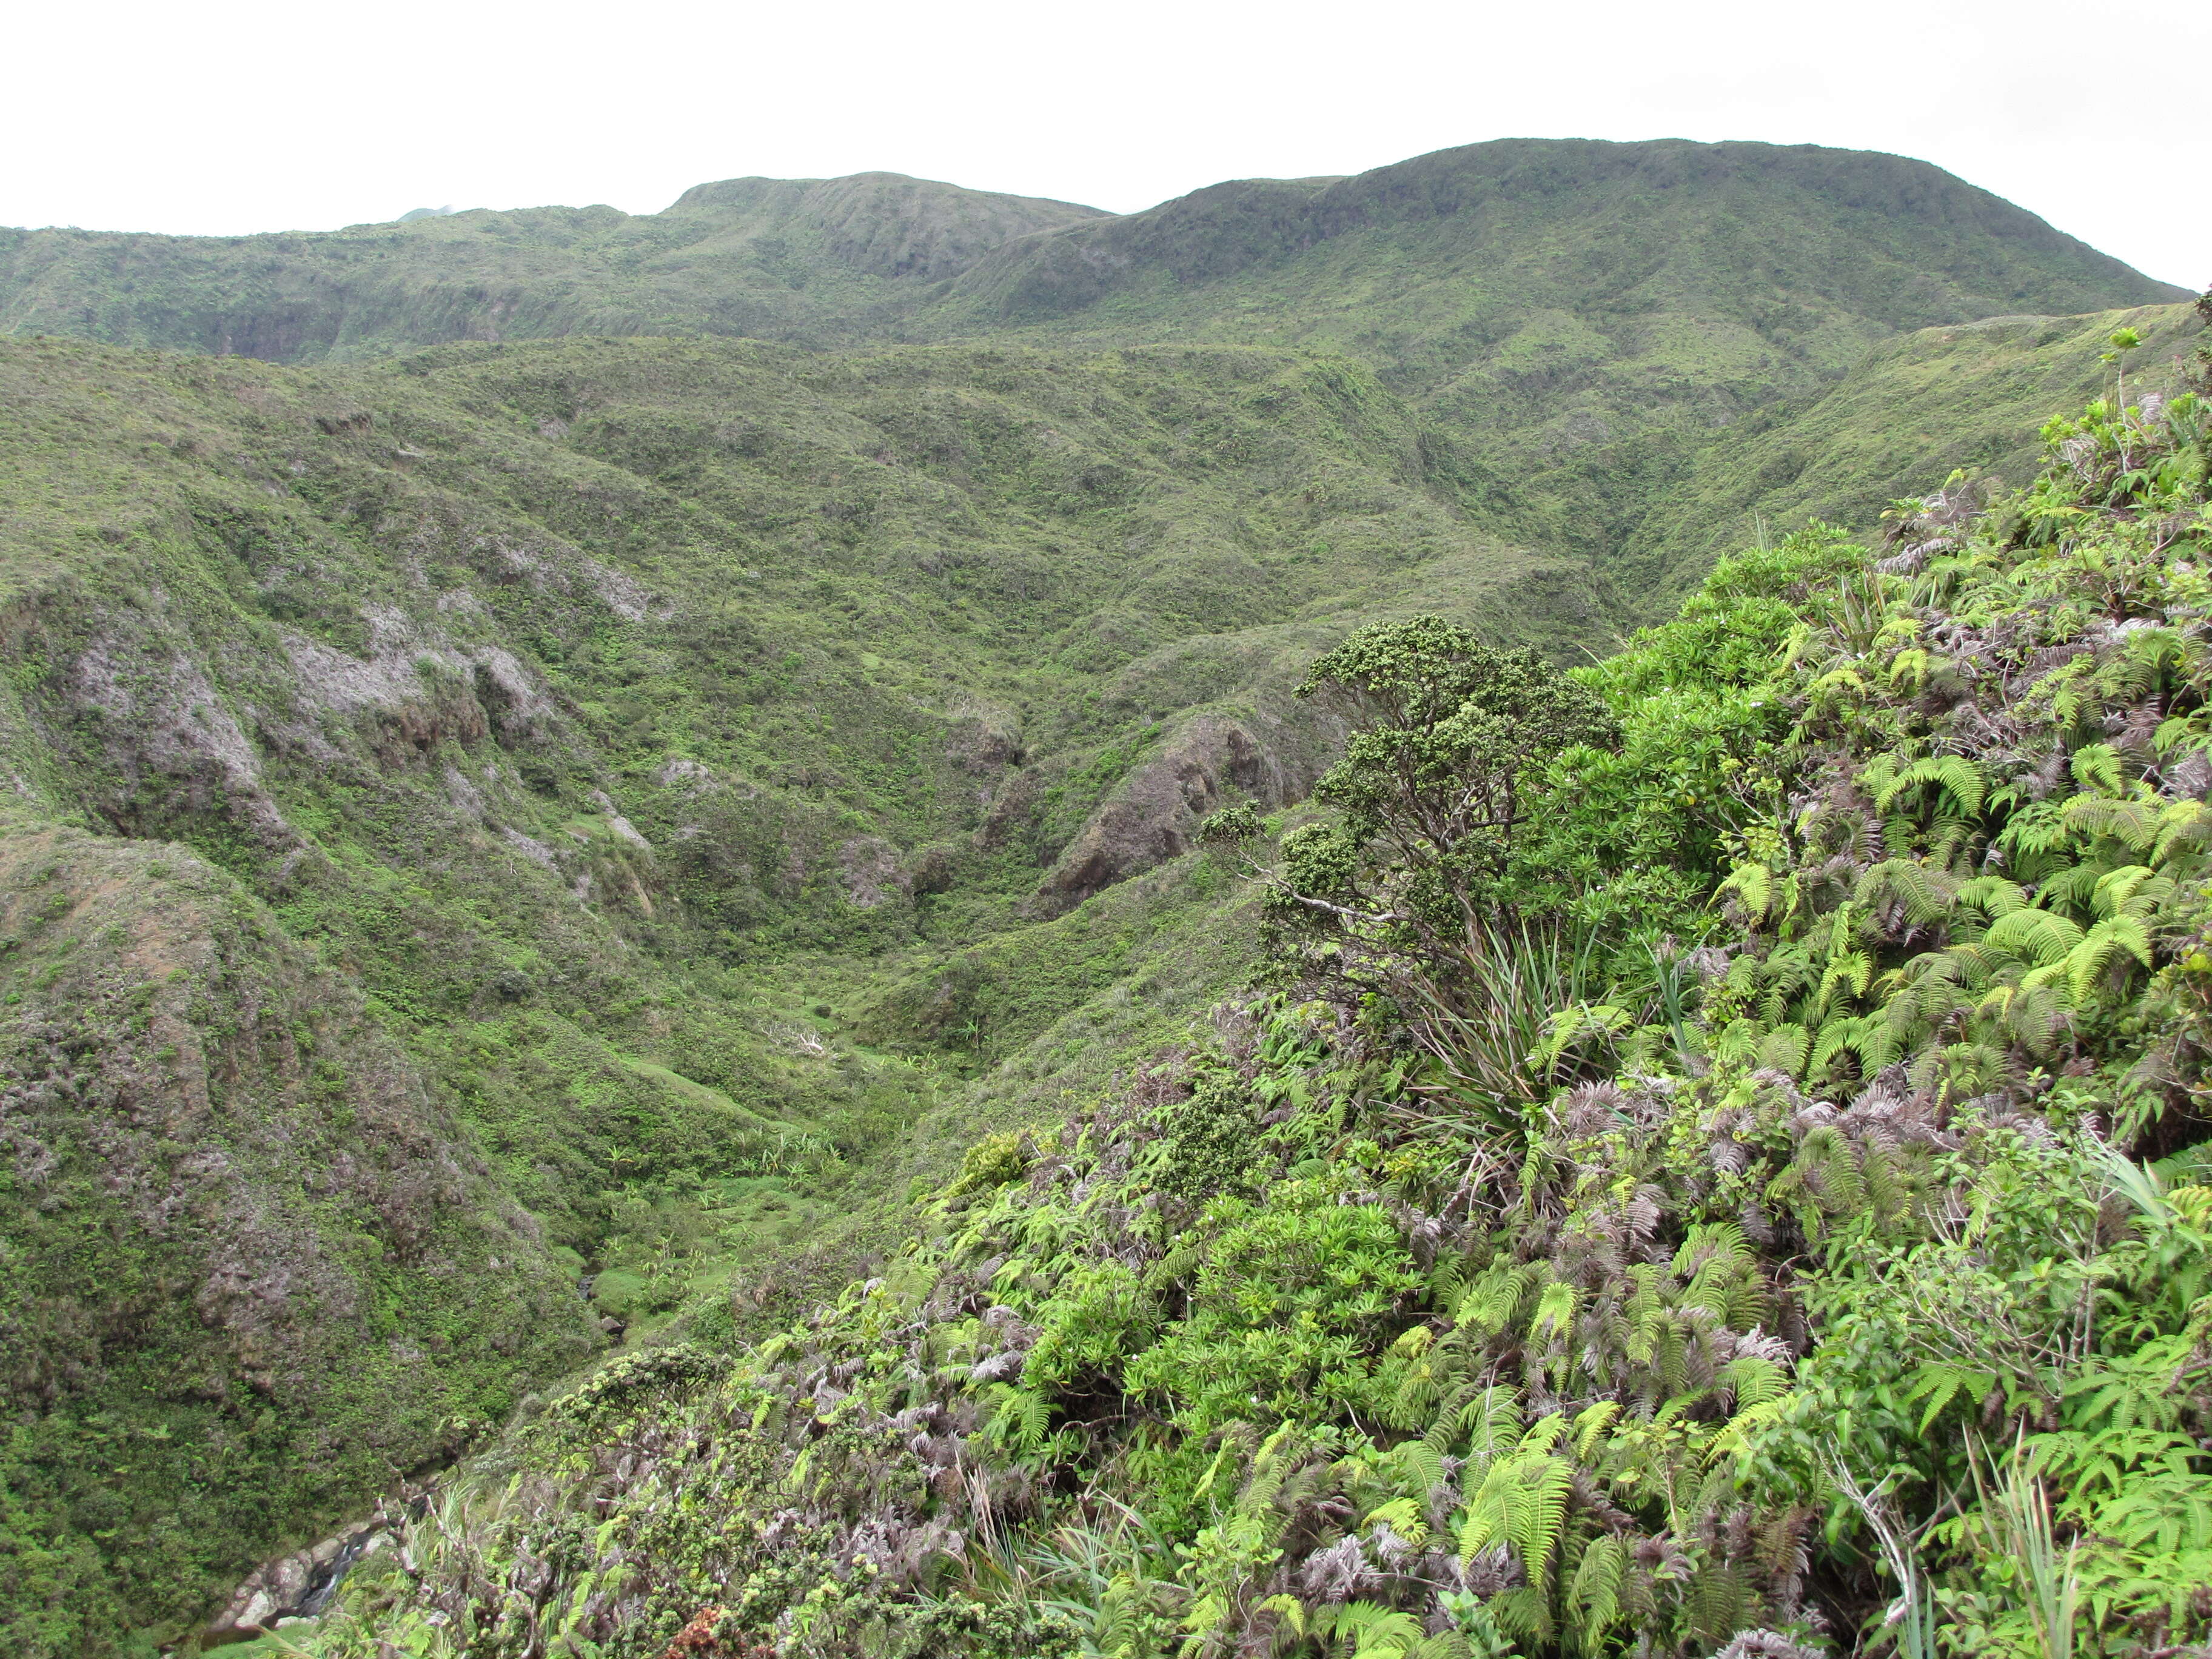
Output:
[941, 139, 2179, 347]
[928, 139, 2190, 585]
[0, 136, 2202, 1652]
[0, 173, 1104, 361]
[7, 139, 2182, 612]
[1627, 297, 2207, 605]
[0, 327, 1615, 1644]
[0, 819, 596, 1641]
[295, 354, 2212, 1659]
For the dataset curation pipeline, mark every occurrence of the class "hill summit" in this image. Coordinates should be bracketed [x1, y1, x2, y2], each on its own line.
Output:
[2, 139, 2182, 607]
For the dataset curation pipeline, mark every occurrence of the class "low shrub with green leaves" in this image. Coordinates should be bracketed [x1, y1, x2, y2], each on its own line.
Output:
[299, 368, 2212, 1655]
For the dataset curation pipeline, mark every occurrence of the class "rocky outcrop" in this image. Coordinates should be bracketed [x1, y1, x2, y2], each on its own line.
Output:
[943, 703, 1024, 774]
[838, 836, 910, 909]
[203, 1489, 424, 1642]
[1030, 715, 1299, 916]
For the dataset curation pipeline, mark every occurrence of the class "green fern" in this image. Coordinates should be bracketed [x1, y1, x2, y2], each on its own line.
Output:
[1872, 752, 1987, 819]
[1323, 1602, 1427, 1659]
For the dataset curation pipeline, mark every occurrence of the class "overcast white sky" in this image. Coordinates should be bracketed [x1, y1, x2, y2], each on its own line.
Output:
[8, 0, 2207, 290]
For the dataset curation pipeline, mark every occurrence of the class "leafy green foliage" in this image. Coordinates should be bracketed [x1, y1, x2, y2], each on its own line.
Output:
[1, 163, 2205, 1655]
[287, 369, 2212, 1659]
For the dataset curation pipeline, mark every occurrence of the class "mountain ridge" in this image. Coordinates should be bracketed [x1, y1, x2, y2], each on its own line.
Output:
[938, 138, 2188, 324]
[3, 140, 2184, 367]
[1, 134, 2207, 1652]
[4, 138, 2180, 606]
[0, 170, 1104, 362]
[916, 139, 2189, 607]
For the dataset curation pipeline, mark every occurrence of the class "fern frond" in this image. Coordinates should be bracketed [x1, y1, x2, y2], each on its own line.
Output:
[1715, 1016, 1770, 1067]
[2071, 743, 2127, 796]
[2060, 914, 2154, 1003]
[1854, 857, 1959, 926]
[1566, 1532, 1629, 1646]
[2151, 799, 2212, 866]
[1504, 1454, 1573, 1593]
[1984, 908, 2085, 968]
[1719, 861, 1777, 923]
[2064, 792, 2159, 851]
[1957, 874, 2029, 917]
[1572, 1400, 1621, 1461]
[1529, 1280, 1578, 1344]
[1873, 752, 1986, 819]
[1721, 1354, 1788, 1411]
[1755, 1022, 1811, 1078]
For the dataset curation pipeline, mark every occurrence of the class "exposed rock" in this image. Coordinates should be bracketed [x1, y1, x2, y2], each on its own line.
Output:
[204, 1509, 400, 1640]
[839, 836, 911, 909]
[442, 763, 489, 818]
[903, 841, 963, 896]
[1031, 715, 1301, 915]
[580, 555, 669, 623]
[69, 635, 293, 844]
[976, 767, 1047, 854]
[589, 789, 652, 849]
[281, 609, 549, 761]
[655, 756, 719, 793]
[501, 824, 560, 867]
[945, 703, 1023, 774]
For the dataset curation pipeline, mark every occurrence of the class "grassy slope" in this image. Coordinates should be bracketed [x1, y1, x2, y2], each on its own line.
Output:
[1623, 298, 2206, 608]
[922, 140, 2189, 575]
[2, 305, 2201, 1650]
[0, 330, 1601, 1646]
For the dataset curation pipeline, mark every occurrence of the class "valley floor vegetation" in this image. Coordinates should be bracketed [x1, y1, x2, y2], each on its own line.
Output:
[260, 321, 2212, 1656]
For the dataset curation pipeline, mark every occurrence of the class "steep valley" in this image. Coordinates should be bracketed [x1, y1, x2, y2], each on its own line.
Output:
[0, 328, 1618, 1637]
[0, 137, 2207, 1655]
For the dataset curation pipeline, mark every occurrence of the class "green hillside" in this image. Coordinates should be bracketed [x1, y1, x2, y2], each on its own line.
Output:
[0, 135, 2207, 1656]
[0, 173, 1104, 361]
[1626, 297, 2208, 606]
[0, 328, 1614, 1643]
[939, 139, 2180, 365]
[928, 139, 2190, 591]
[5, 140, 2184, 618]
[0, 819, 595, 1643]
[298, 330, 2212, 1659]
